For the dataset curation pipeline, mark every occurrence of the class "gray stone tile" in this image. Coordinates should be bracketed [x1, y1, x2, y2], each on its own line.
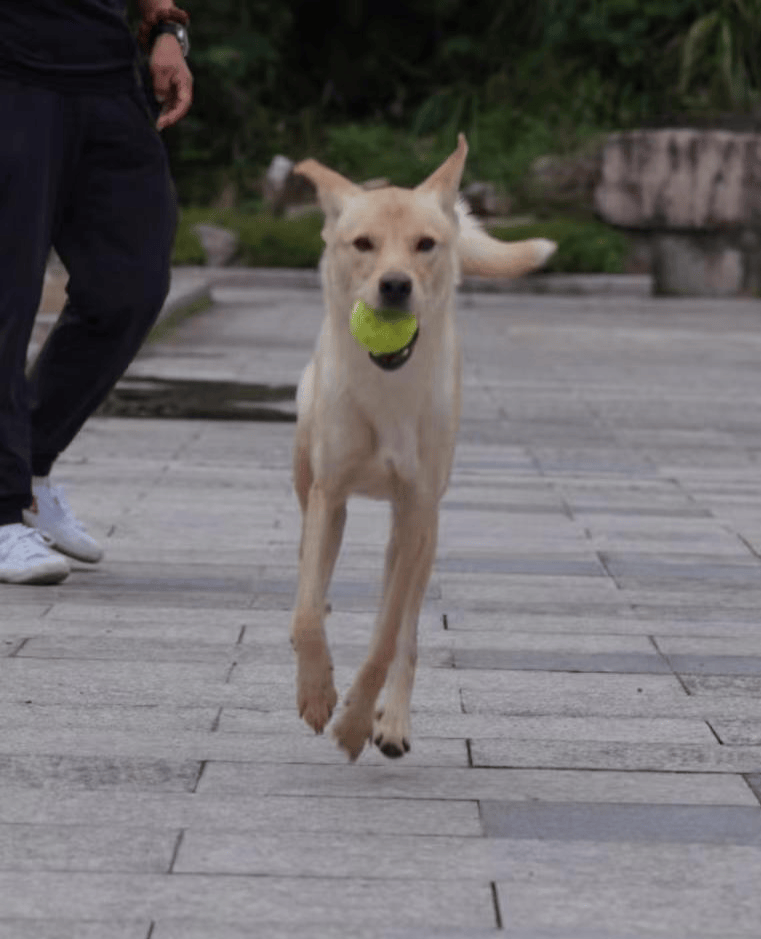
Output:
[41, 603, 254, 631]
[746, 774, 761, 803]
[0, 824, 177, 872]
[656, 635, 761, 656]
[470, 739, 761, 773]
[0, 756, 201, 792]
[710, 720, 761, 745]
[0, 659, 230, 707]
[0, 638, 24, 658]
[440, 577, 620, 607]
[442, 610, 644, 635]
[0, 922, 149, 939]
[441, 500, 564, 516]
[460, 672, 687, 718]
[453, 650, 670, 674]
[666, 654, 761, 676]
[0, 704, 217, 734]
[601, 553, 761, 585]
[174, 831, 492, 880]
[682, 675, 761, 698]
[492, 841, 761, 935]
[480, 801, 761, 844]
[198, 761, 758, 806]
[436, 558, 604, 576]
[0, 728, 469, 768]
[152, 926, 501, 939]
[0, 790, 481, 837]
[0, 872, 495, 928]
[16, 636, 239, 664]
[575, 505, 712, 518]
[0, 601, 54, 619]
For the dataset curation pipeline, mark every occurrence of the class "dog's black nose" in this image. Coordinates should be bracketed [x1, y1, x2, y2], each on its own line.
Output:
[379, 273, 412, 308]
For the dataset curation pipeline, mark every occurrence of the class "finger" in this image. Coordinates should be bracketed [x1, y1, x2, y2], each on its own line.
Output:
[156, 76, 193, 130]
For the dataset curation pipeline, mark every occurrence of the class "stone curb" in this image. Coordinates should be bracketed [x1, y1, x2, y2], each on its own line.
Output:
[157, 269, 216, 323]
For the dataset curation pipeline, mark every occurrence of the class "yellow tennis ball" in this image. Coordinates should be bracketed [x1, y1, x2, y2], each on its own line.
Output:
[350, 299, 418, 355]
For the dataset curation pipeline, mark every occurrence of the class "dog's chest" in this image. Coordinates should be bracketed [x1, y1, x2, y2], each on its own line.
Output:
[360, 406, 419, 495]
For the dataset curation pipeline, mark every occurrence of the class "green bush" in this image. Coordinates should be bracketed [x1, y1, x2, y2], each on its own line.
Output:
[173, 208, 324, 267]
[174, 207, 630, 275]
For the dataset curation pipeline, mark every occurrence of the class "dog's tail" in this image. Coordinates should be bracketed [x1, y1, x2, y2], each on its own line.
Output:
[456, 198, 556, 278]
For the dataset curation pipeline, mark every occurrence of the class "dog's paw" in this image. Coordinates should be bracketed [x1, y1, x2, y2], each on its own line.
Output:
[332, 701, 374, 761]
[373, 707, 411, 759]
[296, 656, 338, 734]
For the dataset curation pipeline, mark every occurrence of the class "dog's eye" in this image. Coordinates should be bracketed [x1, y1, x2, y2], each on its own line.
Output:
[353, 236, 374, 252]
[416, 236, 436, 252]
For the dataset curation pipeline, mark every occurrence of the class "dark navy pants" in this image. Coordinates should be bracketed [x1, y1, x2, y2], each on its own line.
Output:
[0, 78, 177, 525]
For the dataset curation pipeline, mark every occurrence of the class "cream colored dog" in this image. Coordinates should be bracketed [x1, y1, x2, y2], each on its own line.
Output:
[291, 134, 555, 760]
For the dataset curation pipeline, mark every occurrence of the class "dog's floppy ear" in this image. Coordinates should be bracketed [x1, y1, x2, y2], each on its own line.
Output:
[293, 159, 361, 222]
[415, 132, 468, 215]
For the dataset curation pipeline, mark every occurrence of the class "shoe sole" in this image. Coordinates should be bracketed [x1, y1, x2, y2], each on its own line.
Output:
[48, 541, 103, 564]
[1, 563, 70, 585]
[21, 516, 103, 564]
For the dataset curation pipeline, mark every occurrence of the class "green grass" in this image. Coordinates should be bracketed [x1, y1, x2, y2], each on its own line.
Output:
[173, 207, 323, 267]
[175, 207, 629, 275]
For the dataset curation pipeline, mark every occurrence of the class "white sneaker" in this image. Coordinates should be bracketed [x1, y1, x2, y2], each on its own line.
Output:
[0, 523, 70, 584]
[22, 477, 104, 564]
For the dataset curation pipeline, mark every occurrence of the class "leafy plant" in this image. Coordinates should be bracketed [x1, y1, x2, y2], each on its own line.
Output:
[173, 207, 630, 275]
[678, 0, 761, 107]
[173, 208, 323, 267]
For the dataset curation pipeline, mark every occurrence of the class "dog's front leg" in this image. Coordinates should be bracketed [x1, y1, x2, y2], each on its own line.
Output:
[374, 511, 438, 758]
[333, 498, 438, 760]
[291, 481, 345, 733]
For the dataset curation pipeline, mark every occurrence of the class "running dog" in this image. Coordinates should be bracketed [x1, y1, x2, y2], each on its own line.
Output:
[290, 134, 555, 760]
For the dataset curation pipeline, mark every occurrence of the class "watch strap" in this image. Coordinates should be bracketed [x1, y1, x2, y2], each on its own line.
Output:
[149, 22, 189, 57]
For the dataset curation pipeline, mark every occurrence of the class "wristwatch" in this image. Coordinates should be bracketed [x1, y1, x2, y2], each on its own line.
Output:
[149, 22, 190, 58]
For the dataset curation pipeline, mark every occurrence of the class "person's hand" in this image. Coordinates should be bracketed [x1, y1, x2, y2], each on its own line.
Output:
[150, 33, 193, 130]
[137, 1, 189, 48]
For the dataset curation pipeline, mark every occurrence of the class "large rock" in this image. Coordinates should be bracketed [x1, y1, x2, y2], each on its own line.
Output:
[192, 223, 239, 267]
[595, 129, 761, 295]
[596, 129, 761, 230]
[528, 149, 603, 213]
[463, 181, 512, 217]
[262, 155, 315, 215]
[653, 235, 744, 297]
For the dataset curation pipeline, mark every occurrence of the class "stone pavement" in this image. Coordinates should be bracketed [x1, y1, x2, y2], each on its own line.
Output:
[3, 271, 761, 937]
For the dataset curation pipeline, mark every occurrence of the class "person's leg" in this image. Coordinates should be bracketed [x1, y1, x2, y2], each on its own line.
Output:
[0, 79, 73, 583]
[0, 79, 69, 526]
[27, 90, 177, 475]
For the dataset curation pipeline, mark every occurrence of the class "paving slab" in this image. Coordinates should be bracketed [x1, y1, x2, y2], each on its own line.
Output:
[0, 790, 482, 836]
[480, 801, 761, 844]
[198, 762, 758, 805]
[0, 923, 149, 939]
[6, 277, 761, 935]
[492, 842, 761, 936]
[0, 872, 495, 928]
[0, 824, 177, 872]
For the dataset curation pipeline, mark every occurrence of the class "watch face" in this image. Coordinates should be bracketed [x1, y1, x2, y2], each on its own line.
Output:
[176, 25, 190, 55]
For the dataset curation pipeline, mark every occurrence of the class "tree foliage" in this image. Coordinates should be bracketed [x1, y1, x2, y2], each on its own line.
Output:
[160, 1, 761, 202]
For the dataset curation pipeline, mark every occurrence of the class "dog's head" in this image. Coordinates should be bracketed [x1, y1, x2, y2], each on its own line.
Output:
[294, 134, 468, 328]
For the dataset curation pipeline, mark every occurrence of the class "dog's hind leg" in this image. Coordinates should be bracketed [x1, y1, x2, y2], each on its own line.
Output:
[291, 481, 345, 733]
[373, 511, 438, 758]
[333, 497, 438, 760]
